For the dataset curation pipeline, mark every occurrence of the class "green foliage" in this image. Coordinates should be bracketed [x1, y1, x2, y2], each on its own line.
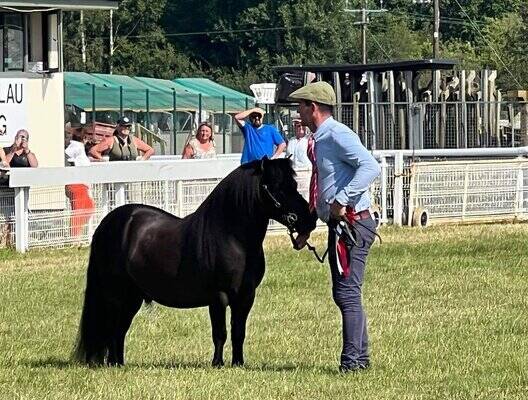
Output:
[63, 0, 528, 90]
[63, 0, 198, 78]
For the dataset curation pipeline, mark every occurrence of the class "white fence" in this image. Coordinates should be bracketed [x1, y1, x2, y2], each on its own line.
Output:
[2, 149, 528, 252]
[409, 159, 528, 223]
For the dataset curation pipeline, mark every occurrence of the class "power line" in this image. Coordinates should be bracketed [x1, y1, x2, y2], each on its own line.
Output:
[122, 25, 308, 39]
[367, 30, 393, 61]
[451, 0, 523, 88]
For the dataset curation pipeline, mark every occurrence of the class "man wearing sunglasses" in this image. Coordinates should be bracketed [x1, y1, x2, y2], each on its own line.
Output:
[235, 107, 286, 164]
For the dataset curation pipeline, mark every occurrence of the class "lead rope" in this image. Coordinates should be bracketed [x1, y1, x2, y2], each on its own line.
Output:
[288, 217, 382, 264]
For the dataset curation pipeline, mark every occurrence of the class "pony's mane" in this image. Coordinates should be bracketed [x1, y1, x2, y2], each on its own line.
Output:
[194, 159, 295, 220]
[194, 160, 261, 218]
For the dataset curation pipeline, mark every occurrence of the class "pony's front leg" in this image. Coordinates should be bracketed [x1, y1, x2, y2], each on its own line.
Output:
[230, 289, 256, 367]
[208, 291, 229, 367]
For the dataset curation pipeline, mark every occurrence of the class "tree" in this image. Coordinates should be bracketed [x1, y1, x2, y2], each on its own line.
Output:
[63, 0, 198, 78]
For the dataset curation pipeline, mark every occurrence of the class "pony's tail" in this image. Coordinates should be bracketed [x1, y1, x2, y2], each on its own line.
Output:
[73, 245, 108, 365]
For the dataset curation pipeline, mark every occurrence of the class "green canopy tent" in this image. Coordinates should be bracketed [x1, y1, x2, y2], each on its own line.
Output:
[64, 73, 254, 113]
[64, 73, 254, 155]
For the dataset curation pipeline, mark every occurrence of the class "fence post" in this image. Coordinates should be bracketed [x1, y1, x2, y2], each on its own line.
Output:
[198, 93, 202, 123]
[91, 84, 96, 123]
[115, 183, 126, 207]
[176, 180, 183, 217]
[14, 187, 29, 252]
[146, 89, 151, 129]
[119, 86, 123, 116]
[380, 156, 388, 224]
[393, 152, 404, 226]
[172, 89, 177, 155]
[462, 164, 469, 220]
[164, 180, 170, 212]
[515, 164, 523, 216]
[222, 95, 226, 154]
[101, 183, 110, 216]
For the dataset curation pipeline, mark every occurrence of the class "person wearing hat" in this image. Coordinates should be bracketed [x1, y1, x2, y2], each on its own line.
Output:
[290, 81, 381, 373]
[234, 107, 286, 164]
[286, 118, 311, 169]
[89, 116, 154, 161]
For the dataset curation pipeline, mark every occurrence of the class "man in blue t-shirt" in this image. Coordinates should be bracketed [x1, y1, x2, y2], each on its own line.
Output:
[235, 107, 286, 164]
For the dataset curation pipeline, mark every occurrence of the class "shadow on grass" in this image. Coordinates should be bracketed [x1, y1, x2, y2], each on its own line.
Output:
[21, 357, 339, 375]
[21, 357, 74, 369]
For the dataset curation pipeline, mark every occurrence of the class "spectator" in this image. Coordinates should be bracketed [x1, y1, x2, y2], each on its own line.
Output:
[65, 130, 95, 237]
[182, 122, 217, 159]
[234, 107, 286, 164]
[0, 129, 38, 168]
[89, 116, 154, 161]
[286, 119, 311, 169]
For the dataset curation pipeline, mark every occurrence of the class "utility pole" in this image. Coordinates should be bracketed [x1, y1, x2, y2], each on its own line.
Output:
[413, 0, 440, 58]
[80, 10, 86, 66]
[109, 9, 114, 74]
[361, 0, 367, 64]
[344, 0, 387, 64]
[433, 0, 440, 58]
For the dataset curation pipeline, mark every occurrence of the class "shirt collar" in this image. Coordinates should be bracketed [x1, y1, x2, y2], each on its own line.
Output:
[313, 116, 334, 140]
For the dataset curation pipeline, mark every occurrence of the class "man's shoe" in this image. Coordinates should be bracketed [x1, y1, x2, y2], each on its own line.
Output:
[339, 361, 370, 373]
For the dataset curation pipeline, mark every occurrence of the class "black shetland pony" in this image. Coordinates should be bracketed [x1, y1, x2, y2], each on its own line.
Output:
[74, 158, 316, 367]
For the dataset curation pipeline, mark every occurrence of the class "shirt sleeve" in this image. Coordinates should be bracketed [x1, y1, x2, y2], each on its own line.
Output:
[65, 142, 82, 160]
[271, 126, 285, 145]
[333, 133, 381, 206]
[240, 124, 248, 138]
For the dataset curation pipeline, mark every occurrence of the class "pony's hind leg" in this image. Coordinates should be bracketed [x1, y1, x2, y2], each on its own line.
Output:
[208, 291, 229, 367]
[106, 287, 144, 366]
[230, 289, 256, 367]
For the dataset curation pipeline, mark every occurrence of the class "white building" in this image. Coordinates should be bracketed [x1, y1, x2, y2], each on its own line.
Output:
[0, 1, 118, 166]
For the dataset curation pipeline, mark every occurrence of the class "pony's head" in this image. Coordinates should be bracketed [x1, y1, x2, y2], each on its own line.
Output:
[257, 157, 317, 236]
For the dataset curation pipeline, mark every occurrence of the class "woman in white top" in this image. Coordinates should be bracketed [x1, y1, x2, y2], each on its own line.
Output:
[286, 119, 311, 169]
[64, 130, 95, 237]
[182, 122, 217, 159]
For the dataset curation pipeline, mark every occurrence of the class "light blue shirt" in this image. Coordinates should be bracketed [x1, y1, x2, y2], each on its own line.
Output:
[313, 117, 380, 222]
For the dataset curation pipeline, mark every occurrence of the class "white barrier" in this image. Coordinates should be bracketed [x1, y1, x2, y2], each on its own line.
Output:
[408, 158, 528, 224]
[4, 147, 528, 252]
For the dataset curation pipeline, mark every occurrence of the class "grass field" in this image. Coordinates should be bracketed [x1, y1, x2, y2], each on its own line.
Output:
[0, 224, 527, 399]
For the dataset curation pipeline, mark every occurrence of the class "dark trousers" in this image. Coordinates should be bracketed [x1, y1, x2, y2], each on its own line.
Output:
[328, 217, 376, 367]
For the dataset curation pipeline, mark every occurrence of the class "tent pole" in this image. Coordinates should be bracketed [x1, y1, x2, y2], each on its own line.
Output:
[119, 86, 123, 116]
[173, 89, 177, 155]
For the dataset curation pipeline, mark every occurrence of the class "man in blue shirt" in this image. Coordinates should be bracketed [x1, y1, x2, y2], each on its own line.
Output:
[235, 107, 286, 164]
[289, 81, 381, 373]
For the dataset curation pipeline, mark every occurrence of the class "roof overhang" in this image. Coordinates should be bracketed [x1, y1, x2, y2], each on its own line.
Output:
[0, 1, 118, 10]
[274, 59, 458, 74]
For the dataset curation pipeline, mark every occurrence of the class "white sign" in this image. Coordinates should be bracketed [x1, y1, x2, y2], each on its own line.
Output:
[0, 78, 27, 145]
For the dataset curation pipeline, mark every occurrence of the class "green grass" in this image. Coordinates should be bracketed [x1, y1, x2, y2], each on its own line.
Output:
[0, 224, 527, 399]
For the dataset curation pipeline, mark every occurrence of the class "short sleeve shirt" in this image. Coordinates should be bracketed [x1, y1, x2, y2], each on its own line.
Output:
[240, 124, 284, 164]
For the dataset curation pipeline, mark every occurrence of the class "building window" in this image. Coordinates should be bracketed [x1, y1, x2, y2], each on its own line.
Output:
[0, 13, 25, 72]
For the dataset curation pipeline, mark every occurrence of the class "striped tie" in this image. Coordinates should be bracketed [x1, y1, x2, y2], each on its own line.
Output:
[307, 135, 317, 212]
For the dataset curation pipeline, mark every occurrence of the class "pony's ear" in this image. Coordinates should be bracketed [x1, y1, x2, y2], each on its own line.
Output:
[286, 154, 293, 160]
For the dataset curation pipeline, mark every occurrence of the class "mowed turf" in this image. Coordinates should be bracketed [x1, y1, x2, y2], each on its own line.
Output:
[0, 223, 527, 399]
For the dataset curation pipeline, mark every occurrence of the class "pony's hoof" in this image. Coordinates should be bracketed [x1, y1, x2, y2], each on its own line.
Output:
[232, 360, 244, 367]
[212, 359, 224, 368]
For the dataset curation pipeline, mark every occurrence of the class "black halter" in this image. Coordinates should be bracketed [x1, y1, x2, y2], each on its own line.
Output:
[260, 184, 299, 232]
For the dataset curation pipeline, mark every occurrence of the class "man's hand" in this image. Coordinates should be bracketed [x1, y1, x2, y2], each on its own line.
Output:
[293, 232, 311, 250]
[330, 201, 346, 219]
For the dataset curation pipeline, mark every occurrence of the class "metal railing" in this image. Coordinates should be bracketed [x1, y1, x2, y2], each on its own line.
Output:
[3, 148, 528, 252]
[280, 101, 528, 151]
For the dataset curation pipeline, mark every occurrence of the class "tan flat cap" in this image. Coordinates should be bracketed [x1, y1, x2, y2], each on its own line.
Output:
[288, 81, 336, 106]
